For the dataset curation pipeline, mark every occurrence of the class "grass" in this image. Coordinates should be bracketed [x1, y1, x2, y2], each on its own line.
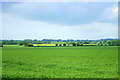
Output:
[2, 45, 118, 78]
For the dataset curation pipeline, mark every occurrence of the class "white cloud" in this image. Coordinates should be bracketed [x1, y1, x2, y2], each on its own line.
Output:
[2, 14, 118, 40]
[103, 6, 118, 20]
[112, 7, 118, 15]
[3, 2, 118, 26]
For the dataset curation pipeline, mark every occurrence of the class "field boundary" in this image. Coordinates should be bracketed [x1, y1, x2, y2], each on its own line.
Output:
[1, 78, 119, 80]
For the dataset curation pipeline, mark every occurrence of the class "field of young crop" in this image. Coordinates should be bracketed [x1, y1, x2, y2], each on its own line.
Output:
[2, 46, 118, 78]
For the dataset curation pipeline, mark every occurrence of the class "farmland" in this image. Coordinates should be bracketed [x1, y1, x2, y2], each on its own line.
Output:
[2, 46, 118, 78]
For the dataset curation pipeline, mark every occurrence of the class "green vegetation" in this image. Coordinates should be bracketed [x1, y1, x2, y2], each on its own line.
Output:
[1, 39, 120, 47]
[2, 45, 118, 78]
[0, 42, 3, 47]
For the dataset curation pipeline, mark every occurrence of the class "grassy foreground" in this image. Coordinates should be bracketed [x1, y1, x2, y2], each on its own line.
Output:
[2, 46, 118, 78]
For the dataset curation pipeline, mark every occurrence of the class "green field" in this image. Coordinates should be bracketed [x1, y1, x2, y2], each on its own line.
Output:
[2, 46, 118, 78]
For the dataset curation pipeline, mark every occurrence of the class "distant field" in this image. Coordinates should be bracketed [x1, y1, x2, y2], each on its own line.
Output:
[2, 46, 118, 78]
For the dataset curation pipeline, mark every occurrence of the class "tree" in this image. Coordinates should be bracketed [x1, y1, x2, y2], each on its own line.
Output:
[77, 43, 83, 46]
[27, 44, 33, 47]
[98, 42, 103, 46]
[33, 40, 43, 44]
[59, 44, 62, 46]
[70, 42, 77, 46]
[63, 43, 66, 46]
[56, 44, 58, 46]
[24, 42, 29, 46]
[18, 41, 25, 45]
[83, 41, 90, 44]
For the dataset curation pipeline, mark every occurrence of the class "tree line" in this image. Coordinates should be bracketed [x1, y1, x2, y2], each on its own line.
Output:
[0, 39, 120, 47]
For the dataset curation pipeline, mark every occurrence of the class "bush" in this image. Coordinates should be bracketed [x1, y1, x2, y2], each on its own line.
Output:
[56, 44, 58, 46]
[28, 44, 33, 47]
[63, 44, 66, 46]
[77, 43, 83, 46]
[59, 44, 62, 46]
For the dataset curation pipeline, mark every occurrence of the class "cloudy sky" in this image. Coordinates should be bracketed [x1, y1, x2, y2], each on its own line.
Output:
[1, 2, 118, 40]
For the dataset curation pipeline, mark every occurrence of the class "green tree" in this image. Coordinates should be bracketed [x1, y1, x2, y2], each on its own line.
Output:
[77, 43, 83, 46]
[63, 43, 66, 46]
[98, 42, 103, 46]
[70, 42, 77, 46]
[59, 44, 62, 46]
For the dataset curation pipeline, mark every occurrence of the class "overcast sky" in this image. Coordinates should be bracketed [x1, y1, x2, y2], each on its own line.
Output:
[1, 2, 118, 40]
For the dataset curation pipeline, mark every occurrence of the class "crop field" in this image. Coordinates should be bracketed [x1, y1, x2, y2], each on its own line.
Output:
[2, 46, 118, 78]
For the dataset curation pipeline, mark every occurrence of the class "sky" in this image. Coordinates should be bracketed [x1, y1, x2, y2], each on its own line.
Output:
[1, 2, 118, 40]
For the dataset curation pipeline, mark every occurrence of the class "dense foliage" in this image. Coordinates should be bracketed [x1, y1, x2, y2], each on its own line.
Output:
[1, 39, 120, 47]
